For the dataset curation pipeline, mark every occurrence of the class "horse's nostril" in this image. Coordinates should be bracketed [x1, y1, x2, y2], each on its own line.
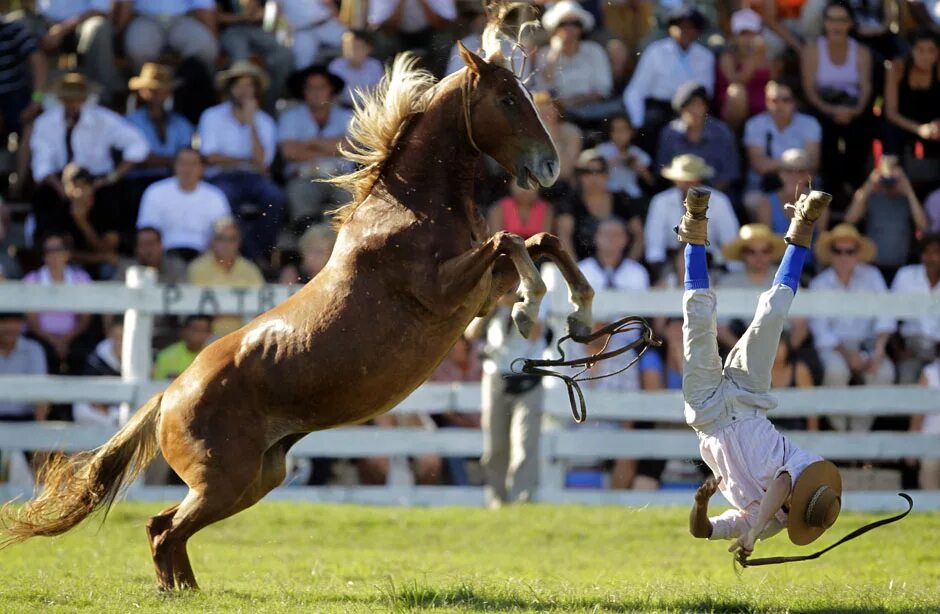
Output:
[544, 158, 558, 178]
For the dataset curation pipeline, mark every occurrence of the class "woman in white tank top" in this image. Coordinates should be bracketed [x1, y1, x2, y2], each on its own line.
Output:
[801, 0, 873, 205]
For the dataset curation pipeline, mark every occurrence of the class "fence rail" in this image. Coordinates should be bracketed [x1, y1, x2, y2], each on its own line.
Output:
[1, 271, 938, 507]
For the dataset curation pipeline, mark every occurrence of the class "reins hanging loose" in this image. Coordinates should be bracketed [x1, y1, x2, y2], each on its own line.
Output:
[511, 315, 662, 423]
[736, 493, 914, 568]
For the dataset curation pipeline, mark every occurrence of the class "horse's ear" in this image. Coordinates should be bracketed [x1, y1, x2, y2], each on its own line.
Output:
[458, 40, 488, 75]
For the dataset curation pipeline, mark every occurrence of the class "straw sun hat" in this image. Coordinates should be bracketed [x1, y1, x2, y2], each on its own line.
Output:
[814, 223, 877, 265]
[129, 63, 180, 91]
[661, 154, 715, 182]
[788, 460, 842, 545]
[721, 224, 786, 262]
[215, 60, 271, 93]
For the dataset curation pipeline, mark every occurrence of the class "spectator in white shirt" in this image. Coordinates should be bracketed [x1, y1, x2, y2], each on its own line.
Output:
[114, 0, 219, 70]
[278, 65, 352, 226]
[534, 2, 617, 124]
[328, 30, 384, 108]
[271, 0, 347, 69]
[809, 224, 896, 431]
[644, 154, 739, 280]
[368, 0, 456, 76]
[137, 148, 232, 261]
[623, 6, 715, 153]
[891, 233, 940, 383]
[578, 217, 650, 292]
[197, 61, 286, 261]
[30, 73, 149, 244]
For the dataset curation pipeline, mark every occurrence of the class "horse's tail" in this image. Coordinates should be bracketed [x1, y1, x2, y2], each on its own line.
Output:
[0, 393, 163, 547]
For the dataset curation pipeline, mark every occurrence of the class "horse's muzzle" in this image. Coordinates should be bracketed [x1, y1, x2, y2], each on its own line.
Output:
[518, 151, 560, 189]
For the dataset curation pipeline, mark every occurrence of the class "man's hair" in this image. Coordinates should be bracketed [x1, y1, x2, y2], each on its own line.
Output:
[918, 232, 940, 254]
[137, 226, 163, 241]
[212, 216, 239, 238]
[347, 29, 374, 46]
[176, 146, 205, 164]
[184, 314, 213, 327]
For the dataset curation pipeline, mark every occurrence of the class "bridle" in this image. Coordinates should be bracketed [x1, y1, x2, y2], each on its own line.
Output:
[462, 70, 482, 154]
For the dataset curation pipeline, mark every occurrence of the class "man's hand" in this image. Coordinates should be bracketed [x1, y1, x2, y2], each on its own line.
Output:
[729, 527, 758, 557]
[695, 475, 722, 504]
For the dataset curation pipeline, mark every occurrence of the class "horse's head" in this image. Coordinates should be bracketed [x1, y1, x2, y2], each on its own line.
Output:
[458, 42, 559, 190]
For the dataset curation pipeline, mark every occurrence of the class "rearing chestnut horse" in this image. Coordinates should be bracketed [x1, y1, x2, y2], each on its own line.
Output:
[0, 43, 594, 590]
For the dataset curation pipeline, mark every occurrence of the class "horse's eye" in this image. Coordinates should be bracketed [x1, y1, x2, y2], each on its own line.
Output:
[500, 96, 516, 107]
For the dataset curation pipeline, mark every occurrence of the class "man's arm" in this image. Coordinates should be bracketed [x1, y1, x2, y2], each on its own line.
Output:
[729, 471, 790, 556]
[690, 476, 722, 538]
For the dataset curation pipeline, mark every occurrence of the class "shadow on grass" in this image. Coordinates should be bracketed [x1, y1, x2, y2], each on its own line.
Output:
[377, 581, 938, 613]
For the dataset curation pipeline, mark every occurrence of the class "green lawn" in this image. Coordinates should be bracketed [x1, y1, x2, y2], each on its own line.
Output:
[0, 502, 937, 613]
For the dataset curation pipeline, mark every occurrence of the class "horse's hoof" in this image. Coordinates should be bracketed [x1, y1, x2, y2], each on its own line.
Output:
[512, 304, 535, 339]
[567, 315, 592, 341]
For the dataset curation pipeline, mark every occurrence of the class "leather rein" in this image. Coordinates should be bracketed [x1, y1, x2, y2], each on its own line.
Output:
[512, 316, 663, 423]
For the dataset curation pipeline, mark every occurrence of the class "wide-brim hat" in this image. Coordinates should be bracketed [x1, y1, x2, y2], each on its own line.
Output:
[814, 223, 877, 265]
[53, 72, 94, 100]
[287, 64, 345, 100]
[216, 60, 271, 93]
[721, 224, 786, 261]
[542, 0, 596, 33]
[662, 154, 714, 182]
[788, 460, 842, 546]
[129, 62, 178, 91]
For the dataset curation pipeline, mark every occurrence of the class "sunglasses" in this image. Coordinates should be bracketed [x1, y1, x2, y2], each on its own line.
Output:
[831, 247, 858, 256]
[742, 247, 773, 256]
[43, 245, 68, 253]
[557, 20, 583, 28]
[214, 234, 239, 242]
[824, 15, 851, 23]
[579, 167, 607, 175]
[770, 96, 794, 103]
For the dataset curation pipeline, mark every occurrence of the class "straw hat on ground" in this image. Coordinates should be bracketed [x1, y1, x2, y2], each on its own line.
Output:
[129, 63, 178, 91]
[721, 224, 786, 261]
[216, 60, 270, 93]
[542, 1, 595, 32]
[788, 460, 842, 545]
[662, 154, 715, 182]
[814, 223, 877, 265]
[53, 73, 94, 100]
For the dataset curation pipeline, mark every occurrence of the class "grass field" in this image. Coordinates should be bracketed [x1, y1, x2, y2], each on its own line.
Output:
[0, 502, 937, 613]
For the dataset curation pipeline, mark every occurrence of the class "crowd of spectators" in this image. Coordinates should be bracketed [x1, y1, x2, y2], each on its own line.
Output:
[1, 0, 939, 494]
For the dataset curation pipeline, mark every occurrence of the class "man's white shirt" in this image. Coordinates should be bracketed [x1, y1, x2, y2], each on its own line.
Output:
[137, 177, 231, 251]
[644, 186, 739, 265]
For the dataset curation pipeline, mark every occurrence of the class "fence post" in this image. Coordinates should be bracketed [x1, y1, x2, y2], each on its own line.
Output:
[120, 266, 156, 425]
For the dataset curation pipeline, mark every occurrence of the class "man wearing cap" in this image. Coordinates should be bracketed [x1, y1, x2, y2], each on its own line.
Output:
[126, 64, 195, 184]
[644, 154, 739, 280]
[623, 6, 714, 154]
[114, 0, 219, 71]
[809, 224, 895, 432]
[657, 81, 740, 193]
[278, 65, 352, 226]
[30, 73, 149, 243]
[535, 1, 616, 123]
[677, 184, 843, 556]
[197, 61, 286, 261]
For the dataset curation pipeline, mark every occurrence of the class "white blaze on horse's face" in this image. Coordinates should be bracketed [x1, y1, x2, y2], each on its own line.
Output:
[458, 42, 560, 190]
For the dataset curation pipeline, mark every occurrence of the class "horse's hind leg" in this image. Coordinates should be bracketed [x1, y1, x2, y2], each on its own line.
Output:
[151, 436, 298, 590]
[526, 233, 594, 339]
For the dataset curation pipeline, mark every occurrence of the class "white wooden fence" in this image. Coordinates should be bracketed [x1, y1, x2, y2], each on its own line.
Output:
[0, 267, 938, 511]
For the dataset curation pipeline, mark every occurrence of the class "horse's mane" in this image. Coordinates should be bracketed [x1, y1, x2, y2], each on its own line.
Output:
[327, 1, 538, 229]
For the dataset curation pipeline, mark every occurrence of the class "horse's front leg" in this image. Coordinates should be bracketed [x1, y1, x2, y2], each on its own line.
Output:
[525, 233, 595, 339]
[437, 231, 545, 337]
